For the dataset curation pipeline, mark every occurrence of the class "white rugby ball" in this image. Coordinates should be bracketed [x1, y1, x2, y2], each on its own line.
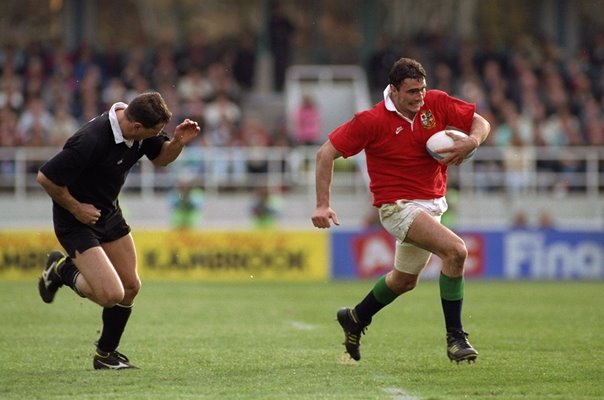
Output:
[426, 129, 476, 163]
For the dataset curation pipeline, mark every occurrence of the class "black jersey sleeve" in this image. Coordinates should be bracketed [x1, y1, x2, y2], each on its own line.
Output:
[141, 130, 170, 161]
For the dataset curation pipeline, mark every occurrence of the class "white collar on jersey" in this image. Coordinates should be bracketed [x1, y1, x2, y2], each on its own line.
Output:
[109, 102, 135, 148]
[383, 85, 414, 124]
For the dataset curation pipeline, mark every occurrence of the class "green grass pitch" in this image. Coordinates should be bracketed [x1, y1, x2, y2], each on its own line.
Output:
[0, 279, 602, 399]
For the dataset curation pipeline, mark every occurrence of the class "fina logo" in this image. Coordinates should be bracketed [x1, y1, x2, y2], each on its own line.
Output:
[504, 232, 603, 279]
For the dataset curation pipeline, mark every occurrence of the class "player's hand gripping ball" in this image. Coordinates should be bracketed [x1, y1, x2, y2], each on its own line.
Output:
[425, 129, 476, 163]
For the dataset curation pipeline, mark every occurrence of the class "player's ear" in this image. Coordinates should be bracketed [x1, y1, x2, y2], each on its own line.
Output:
[131, 121, 144, 131]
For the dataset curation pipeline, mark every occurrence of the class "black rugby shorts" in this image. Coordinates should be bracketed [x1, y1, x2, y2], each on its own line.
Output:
[54, 210, 131, 258]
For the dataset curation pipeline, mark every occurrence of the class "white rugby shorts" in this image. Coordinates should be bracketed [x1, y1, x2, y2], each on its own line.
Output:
[378, 197, 448, 274]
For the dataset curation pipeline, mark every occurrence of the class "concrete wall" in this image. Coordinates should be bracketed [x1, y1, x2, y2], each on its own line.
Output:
[1, 193, 601, 231]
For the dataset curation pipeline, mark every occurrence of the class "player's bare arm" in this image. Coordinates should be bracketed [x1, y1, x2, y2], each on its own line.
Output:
[469, 112, 491, 145]
[152, 119, 200, 166]
[311, 140, 342, 228]
[36, 171, 101, 225]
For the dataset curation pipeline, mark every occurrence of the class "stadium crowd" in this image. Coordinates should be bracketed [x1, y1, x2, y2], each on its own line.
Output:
[0, 29, 603, 191]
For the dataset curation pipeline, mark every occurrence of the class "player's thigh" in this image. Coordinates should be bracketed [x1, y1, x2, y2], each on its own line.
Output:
[73, 246, 124, 297]
[101, 233, 140, 289]
[394, 241, 432, 275]
[404, 212, 465, 260]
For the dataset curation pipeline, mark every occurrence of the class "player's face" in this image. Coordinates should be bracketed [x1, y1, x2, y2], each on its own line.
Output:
[390, 78, 427, 119]
[132, 122, 166, 140]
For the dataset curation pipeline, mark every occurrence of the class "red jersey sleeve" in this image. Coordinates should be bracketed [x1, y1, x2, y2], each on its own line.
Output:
[429, 90, 476, 132]
[328, 109, 376, 158]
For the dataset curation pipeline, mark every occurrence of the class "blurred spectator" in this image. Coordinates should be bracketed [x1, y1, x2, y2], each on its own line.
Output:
[177, 67, 212, 103]
[205, 62, 241, 102]
[294, 93, 322, 145]
[120, 45, 147, 89]
[150, 41, 178, 88]
[201, 92, 244, 184]
[22, 56, 47, 99]
[511, 211, 529, 229]
[250, 186, 283, 229]
[204, 91, 243, 170]
[0, 63, 24, 110]
[48, 103, 79, 147]
[367, 34, 398, 93]
[432, 61, 455, 94]
[168, 172, 204, 230]
[269, 0, 295, 91]
[177, 31, 213, 74]
[230, 31, 257, 90]
[239, 115, 272, 174]
[17, 96, 53, 146]
[70, 41, 99, 85]
[538, 210, 555, 229]
[125, 74, 152, 103]
[156, 82, 182, 134]
[502, 132, 534, 196]
[101, 77, 128, 110]
[204, 92, 242, 133]
[97, 42, 124, 79]
[0, 42, 26, 75]
[0, 106, 19, 147]
[494, 100, 533, 147]
[541, 105, 581, 147]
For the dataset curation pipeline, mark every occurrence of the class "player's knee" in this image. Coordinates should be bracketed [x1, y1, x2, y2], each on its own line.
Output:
[442, 241, 467, 273]
[123, 278, 141, 299]
[394, 279, 417, 294]
[388, 273, 419, 295]
[96, 287, 126, 308]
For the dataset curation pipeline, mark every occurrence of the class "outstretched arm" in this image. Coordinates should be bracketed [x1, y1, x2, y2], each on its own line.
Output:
[152, 119, 200, 166]
[311, 140, 342, 228]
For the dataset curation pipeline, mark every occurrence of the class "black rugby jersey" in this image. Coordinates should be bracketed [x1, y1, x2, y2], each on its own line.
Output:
[40, 112, 168, 223]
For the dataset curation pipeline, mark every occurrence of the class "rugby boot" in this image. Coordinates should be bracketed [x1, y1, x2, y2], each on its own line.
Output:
[446, 329, 478, 363]
[93, 348, 139, 370]
[38, 250, 66, 303]
[336, 307, 367, 361]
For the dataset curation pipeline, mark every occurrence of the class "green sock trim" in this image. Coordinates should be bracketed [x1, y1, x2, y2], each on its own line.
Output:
[439, 273, 464, 301]
[372, 276, 398, 305]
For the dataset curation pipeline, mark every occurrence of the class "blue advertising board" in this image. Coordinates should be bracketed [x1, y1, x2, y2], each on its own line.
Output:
[331, 228, 604, 280]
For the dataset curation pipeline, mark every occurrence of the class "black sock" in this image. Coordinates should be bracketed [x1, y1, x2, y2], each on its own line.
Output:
[353, 275, 399, 325]
[441, 298, 463, 331]
[57, 257, 84, 297]
[354, 291, 387, 325]
[97, 304, 133, 353]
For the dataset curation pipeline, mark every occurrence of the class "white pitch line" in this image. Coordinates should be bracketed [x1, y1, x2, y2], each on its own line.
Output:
[290, 321, 316, 331]
[383, 387, 419, 400]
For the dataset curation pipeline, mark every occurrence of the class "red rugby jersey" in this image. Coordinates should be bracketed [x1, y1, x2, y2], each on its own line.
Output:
[329, 89, 475, 206]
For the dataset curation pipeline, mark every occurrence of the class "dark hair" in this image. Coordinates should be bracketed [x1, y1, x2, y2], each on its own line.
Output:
[125, 92, 172, 129]
[389, 58, 427, 88]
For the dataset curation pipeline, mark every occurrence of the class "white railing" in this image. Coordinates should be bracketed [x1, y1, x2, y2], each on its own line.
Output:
[0, 145, 603, 199]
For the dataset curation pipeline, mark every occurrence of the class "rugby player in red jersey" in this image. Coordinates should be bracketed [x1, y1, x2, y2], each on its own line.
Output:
[311, 58, 491, 363]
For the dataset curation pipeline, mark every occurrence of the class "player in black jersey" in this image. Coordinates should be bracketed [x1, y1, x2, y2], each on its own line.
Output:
[37, 92, 200, 369]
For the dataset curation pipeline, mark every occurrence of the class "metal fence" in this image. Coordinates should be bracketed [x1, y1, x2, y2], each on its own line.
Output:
[1, 145, 603, 200]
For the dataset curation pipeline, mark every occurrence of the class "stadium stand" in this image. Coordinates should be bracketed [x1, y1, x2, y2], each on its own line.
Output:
[0, 2, 603, 229]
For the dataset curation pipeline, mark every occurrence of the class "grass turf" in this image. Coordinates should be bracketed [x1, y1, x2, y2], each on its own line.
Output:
[0, 279, 602, 399]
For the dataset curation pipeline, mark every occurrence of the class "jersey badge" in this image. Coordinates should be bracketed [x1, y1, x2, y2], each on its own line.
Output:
[420, 110, 436, 130]
[395, 126, 403, 135]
